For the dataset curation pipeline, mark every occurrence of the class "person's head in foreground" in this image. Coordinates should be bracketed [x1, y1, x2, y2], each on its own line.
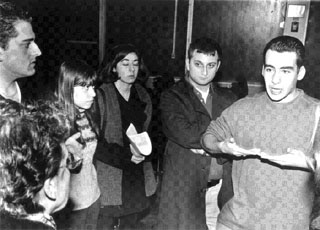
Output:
[262, 35, 305, 103]
[0, 100, 72, 230]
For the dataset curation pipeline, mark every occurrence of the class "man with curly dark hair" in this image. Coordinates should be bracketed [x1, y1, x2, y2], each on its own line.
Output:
[0, 1, 41, 103]
[0, 100, 78, 230]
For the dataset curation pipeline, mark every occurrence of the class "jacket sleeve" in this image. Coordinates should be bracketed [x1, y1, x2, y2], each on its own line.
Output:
[160, 89, 205, 149]
[95, 139, 140, 169]
[91, 87, 138, 169]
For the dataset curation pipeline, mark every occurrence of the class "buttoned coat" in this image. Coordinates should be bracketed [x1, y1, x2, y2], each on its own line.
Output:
[157, 79, 237, 230]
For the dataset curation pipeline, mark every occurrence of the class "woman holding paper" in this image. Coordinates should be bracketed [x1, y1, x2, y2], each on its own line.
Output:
[92, 44, 157, 230]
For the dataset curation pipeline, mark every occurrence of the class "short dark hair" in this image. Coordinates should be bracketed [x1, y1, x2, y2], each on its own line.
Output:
[263, 36, 305, 68]
[188, 37, 222, 61]
[0, 1, 31, 49]
[0, 100, 70, 217]
[98, 43, 149, 84]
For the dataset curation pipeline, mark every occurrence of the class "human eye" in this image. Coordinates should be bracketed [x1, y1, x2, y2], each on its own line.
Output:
[282, 69, 291, 74]
[23, 42, 31, 49]
[265, 67, 273, 73]
[194, 62, 202, 67]
[87, 85, 95, 91]
[133, 61, 139, 67]
[208, 63, 216, 68]
[75, 85, 88, 91]
[121, 61, 129, 66]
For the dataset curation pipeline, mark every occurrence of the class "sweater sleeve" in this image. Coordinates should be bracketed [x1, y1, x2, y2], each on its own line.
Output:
[95, 139, 136, 169]
[201, 108, 234, 154]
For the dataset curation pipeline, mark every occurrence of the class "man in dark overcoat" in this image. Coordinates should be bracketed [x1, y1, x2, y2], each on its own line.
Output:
[156, 37, 238, 230]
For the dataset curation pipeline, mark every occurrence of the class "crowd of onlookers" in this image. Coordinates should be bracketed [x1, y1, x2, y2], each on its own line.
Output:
[2, 1, 320, 230]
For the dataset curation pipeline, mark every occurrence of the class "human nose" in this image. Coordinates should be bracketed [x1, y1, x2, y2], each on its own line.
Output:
[202, 66, 208, 76]
[271, 71, 281, 84]
[89, 87, 96, 97]
[30, 42, 42, 57]
[129, 64, 135, 73]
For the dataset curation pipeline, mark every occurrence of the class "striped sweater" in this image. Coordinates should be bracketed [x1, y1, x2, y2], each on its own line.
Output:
[69, 112, 100, 210]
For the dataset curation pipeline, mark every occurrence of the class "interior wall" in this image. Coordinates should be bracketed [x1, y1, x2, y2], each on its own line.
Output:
[16, 0, 99, 100]
[192, 0, 284, 84]
[298, 1, 320, 99]
[12, 0, 320, 100]
[103, 0, 188, 78]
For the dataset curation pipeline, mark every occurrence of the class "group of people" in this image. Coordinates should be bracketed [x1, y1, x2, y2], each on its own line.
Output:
[0, 2, 156, 230]
[1, 1, 320, 230]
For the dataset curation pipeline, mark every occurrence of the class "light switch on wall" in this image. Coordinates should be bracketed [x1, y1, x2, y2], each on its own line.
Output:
[283, 0, 310, 44]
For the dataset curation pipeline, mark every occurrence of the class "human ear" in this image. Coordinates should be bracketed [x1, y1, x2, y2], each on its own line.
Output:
[217, 60, 221, 71]
[261, 65, 265, 77]
[297, 66, 306, 81]
[0, 47, 5, 62]
[185, 59, 190, 71]
[43, 177, 57, 201]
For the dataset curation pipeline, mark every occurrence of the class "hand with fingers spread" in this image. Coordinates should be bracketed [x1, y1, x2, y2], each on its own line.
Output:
[219, 138, 261, 157]
[260, 148, 316, 171]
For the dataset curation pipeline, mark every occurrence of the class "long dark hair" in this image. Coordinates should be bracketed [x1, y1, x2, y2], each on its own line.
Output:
[56, 59, 97, 134]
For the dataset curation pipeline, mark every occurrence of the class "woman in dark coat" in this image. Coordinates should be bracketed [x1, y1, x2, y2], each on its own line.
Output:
[93, 44, 157, 230]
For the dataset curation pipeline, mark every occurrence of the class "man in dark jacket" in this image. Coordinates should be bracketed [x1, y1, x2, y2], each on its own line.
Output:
[157, 37, 237, 230]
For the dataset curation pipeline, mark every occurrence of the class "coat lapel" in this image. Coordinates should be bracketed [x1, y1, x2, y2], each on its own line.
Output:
[181, 80, 212, 117]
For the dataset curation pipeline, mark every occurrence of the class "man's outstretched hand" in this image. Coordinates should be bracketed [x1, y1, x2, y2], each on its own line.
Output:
[219, 138, 261, 157]
[260, 148, 316, 171]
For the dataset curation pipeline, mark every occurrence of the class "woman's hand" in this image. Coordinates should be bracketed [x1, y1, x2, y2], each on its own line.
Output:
[130, 144, 145, 164]
[65, 132, 83, 159]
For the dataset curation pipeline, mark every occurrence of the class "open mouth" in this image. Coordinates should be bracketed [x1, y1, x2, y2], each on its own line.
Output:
[269, 87, 282, 95]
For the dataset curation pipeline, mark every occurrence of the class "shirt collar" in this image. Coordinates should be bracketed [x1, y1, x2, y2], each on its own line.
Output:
[193, 84, 214, 103]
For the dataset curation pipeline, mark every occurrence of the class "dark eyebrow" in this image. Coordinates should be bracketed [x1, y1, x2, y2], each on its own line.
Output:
[193, 60, 217, 65]
[280, 66, 294, 70]
[193, 60, 204, 64]
[264, 64, 274, 68]
[21, 38, 34, 43]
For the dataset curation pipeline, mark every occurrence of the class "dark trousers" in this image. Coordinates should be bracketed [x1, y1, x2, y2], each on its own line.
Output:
[54, 198, 100, 230]
[97, 205, 150, 230]
[68, 198, 101, 230]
